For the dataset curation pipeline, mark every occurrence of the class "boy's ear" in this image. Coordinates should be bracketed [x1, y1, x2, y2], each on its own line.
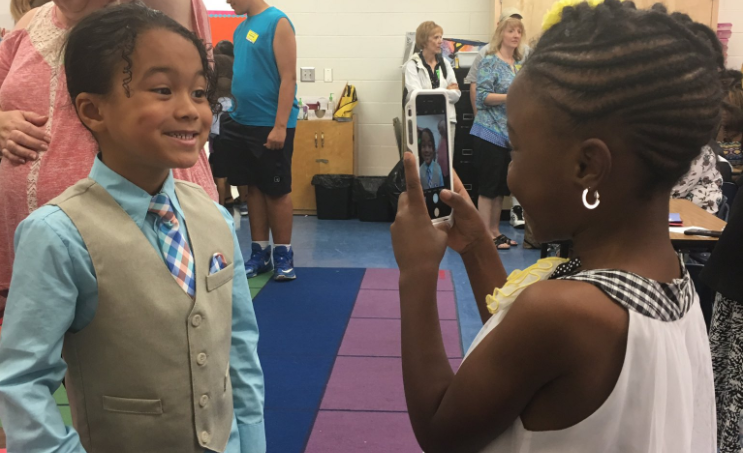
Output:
[75, 93, 106, 134]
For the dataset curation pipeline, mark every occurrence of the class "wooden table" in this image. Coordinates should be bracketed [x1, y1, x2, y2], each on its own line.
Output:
[541, 199, 727, 257]
[669, 199, 727, 250]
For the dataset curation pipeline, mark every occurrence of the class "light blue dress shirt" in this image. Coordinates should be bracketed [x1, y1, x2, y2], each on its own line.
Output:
[0, 157, 266, 453]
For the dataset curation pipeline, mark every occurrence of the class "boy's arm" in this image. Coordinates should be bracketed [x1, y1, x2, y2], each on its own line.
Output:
[0, 210, 86, 452]
[265, 18, 297, 150]
[217, 206, 266, 453]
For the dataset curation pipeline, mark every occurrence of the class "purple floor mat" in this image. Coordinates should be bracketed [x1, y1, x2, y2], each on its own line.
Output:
[351, 289, 457, 320]
[305, 269, 461, 452]
[338, 318, 462, 358]
[361, 268, 454, 291]
[304, 411, 420, 453]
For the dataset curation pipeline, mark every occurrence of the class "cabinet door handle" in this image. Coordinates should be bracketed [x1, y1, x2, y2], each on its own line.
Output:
[316, 159, 329, 164]
[464, 184, 473, 190]
[321, 133, 325, 148]
[462, 148, 474, 156]
[314, 133, 318, 148]
[463, 113, 475, 121]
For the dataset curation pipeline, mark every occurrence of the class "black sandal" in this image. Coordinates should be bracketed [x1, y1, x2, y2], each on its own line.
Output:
[494, 235, 511, 250]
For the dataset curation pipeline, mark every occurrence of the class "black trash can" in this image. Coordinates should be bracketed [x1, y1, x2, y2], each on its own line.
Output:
[353, 176, 394, 222]
[312, 174, 355, 220]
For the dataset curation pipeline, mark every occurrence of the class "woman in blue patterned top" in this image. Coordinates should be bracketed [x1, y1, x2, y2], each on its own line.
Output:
[471, 17, 524, 250]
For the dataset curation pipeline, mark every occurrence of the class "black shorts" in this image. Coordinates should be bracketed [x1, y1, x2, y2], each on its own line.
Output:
[473, 136, 511, 199]
[208, 134, 230, 179]
[215, 116, 295, 196]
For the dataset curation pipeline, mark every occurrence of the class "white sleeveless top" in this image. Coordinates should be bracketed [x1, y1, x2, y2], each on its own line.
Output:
[464, 259, 717, 453]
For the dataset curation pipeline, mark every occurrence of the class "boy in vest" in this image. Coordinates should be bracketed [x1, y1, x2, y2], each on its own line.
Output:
[0, 5, 265, 453]
[216, 0, 299, 281]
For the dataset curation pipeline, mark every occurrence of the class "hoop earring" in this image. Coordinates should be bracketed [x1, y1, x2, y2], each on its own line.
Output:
[582, 188, 600, 210]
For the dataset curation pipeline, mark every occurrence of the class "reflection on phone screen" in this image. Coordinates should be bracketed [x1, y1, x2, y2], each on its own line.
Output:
[416, 94, 452, 220]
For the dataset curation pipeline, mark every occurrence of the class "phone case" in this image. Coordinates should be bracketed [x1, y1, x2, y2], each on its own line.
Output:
[404, 90, 455, 225]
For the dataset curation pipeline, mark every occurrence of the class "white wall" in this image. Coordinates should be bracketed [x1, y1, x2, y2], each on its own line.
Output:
[0, 0, 13, 30]
[720, 0, 743, 70]
[208, 0, 494, 176]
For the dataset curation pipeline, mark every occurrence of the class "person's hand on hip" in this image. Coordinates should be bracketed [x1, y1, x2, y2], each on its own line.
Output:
[0, 110, 50, 165]
[265, 126, 287, 150]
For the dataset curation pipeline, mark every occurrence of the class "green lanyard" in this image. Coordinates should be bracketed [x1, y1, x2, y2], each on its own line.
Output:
[436, 68, 441, 82]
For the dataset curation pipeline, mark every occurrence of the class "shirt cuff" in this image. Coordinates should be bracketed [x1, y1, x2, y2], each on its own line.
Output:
[239, 420, 266, 453]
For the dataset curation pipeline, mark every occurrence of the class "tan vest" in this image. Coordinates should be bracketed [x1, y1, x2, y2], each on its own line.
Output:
[51, 179, 235, 453]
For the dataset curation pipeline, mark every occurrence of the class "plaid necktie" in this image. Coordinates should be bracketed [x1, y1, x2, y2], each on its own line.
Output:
[427, 166, 433, 188]
[148, 193, 196, 298]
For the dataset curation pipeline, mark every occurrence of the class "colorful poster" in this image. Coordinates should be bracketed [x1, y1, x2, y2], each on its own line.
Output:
[208, 10, 245, 44]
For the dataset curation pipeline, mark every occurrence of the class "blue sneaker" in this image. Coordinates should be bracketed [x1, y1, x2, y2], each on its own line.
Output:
[273, 246, 296, 281]
[245, 244, 273, 279]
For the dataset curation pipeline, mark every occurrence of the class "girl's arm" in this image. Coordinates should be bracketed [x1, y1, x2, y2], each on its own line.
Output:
[392, 156, 579, 452]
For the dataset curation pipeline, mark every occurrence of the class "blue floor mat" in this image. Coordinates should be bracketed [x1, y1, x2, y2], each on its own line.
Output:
[253, 267, 365, 453]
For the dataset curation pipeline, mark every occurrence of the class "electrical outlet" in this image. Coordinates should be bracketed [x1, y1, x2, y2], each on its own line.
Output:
[324, 68, 333, 83]
[300, 67, 315, 83]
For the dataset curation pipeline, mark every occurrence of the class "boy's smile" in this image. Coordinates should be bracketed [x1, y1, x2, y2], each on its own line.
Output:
[83, 28, 213, 193]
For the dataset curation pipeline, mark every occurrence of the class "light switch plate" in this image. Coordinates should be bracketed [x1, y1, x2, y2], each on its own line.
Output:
[324, 68, 333, 82]
[300, 67, 315, 83]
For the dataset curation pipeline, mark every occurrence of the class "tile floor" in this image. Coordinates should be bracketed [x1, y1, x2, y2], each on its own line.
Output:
[232, 211, 541, 351]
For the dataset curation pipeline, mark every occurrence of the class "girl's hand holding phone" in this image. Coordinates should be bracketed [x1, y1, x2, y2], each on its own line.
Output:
[439, 172, 492, 256]
[391, 153, 448, 274]
[391, 153, 493, 274]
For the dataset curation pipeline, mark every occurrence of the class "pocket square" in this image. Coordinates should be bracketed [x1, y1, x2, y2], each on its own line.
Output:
[209, 253, 228, 275]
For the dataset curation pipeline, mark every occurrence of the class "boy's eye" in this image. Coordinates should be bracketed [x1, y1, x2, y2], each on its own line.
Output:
[152, 88, 171, 95]
[193, 90, 206, 98]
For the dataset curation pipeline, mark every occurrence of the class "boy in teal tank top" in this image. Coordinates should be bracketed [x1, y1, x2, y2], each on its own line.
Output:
[217, 0, 299, 281]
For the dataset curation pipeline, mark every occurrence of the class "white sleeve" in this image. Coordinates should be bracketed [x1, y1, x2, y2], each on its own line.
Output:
[443, 59, 461, 105]
[404, 61, 424, 103]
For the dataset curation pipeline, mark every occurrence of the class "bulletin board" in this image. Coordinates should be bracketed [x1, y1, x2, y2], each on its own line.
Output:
[208, 11, 245, 44]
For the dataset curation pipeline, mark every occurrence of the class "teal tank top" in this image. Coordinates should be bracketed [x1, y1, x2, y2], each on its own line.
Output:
[231, 7, 299, 128]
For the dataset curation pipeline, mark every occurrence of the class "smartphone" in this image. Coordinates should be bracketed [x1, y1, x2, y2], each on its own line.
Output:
[405, 90, 454, 224]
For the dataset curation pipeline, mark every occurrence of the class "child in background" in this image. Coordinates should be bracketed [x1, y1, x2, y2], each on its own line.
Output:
[0, 4, 265, 453]
[210, 41, 236, 207]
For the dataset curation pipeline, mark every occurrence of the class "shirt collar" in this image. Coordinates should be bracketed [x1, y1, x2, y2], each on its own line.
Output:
[88, 155, 185, 229]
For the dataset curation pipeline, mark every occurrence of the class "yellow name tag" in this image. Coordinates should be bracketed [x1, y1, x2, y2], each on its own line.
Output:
[247, 30, 259, 43]
[515, 64, 523, 72]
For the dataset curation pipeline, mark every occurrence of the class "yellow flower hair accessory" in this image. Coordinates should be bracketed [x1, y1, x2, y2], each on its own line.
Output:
[542, 0, 605, 32]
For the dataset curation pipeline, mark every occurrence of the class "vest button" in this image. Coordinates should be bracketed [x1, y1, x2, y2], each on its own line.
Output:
[191, 314, 202, 327]
[197, 352, 207, 366]
[200, 431, 211, 444]
[199, 394, 209, 407]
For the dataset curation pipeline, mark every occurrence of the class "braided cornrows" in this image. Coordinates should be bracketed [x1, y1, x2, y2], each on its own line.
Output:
[522, 0, 726, 188]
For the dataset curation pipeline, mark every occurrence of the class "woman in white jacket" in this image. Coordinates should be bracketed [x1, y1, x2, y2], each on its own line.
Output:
[404, 21, 461, 162]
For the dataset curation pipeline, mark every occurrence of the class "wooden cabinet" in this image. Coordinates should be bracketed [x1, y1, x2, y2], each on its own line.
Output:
[291, 118, 355, 215]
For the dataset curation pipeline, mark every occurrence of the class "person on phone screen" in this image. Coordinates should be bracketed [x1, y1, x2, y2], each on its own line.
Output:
[418, 128, 444, 190]
[437, 119, 450, 178]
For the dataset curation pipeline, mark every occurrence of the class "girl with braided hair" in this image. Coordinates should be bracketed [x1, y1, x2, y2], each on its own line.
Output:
[390, 1, 723, 452]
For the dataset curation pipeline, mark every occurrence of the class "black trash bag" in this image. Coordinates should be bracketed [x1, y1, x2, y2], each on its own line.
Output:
[353, 176, 387, 202]
[379, 159, 406, 212]
[311, 174, 354, 189]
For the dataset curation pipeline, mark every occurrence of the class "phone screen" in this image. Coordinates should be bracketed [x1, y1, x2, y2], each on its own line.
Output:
[416, 94, 452, 220]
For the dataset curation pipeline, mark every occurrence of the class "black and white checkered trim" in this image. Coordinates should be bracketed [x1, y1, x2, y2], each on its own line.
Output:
[550, 258, 693, 322]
